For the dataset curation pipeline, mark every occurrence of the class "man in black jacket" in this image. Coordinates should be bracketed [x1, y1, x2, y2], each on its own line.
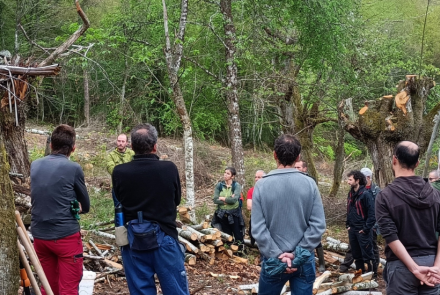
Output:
[346, 170, 376, 274]
[376, 141, 440, 294]
[112, 123, 189, 295]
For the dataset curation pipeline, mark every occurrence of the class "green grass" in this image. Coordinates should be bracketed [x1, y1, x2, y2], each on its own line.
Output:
[80, 188, 114, 229]
[195, 201, 211, 223]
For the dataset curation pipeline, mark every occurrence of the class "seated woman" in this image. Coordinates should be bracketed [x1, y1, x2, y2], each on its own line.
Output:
[212, 167, 244, 248]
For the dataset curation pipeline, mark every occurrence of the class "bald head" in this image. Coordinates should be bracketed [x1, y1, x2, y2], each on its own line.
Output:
[393, 141, 419, 170]
[429, 170, 440, 183]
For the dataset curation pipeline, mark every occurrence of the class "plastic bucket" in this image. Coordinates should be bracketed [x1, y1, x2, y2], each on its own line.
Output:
[78, 271, 96, 295]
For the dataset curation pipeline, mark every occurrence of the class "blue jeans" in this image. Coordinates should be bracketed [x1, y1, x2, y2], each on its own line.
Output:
[258, 255, 316, 295]
[112, 189, 120, 224]
[121, 235, 189, 295]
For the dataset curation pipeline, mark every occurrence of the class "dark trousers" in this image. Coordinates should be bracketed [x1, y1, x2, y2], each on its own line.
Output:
[220, 214, 244, 244]
[342, 230, 380, 272]
[249, 216, 255, 245]
[348, 229, 375, 272]
[385, 255, 438, 295]
[372, 230, 380, 267]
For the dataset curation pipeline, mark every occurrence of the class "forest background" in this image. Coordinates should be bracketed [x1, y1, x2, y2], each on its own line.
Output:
[1, 0, 440, 293]
[1, 0, 440, 206]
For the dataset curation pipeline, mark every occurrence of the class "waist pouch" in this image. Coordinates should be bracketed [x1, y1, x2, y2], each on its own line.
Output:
[127, 219, 165, 251]
[115, 226, 129, 247]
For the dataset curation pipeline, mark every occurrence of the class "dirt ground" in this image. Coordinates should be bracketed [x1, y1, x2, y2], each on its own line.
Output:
[23, 125, 387, 294]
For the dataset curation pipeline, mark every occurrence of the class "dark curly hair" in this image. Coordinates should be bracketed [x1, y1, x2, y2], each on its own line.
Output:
[347, 170, 366, 186]
[274, 134, 301, 166]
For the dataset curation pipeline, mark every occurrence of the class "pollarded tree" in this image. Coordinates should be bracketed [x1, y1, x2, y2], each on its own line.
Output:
[340, 75, 437, 187]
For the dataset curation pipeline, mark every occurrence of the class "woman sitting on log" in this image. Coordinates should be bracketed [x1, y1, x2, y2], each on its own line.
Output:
[212, 167, 245, 249]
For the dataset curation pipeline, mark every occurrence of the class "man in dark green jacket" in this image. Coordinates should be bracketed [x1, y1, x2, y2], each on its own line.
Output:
[106, 134, 135, 175]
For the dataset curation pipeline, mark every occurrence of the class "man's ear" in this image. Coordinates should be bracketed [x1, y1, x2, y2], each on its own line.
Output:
[71, 145, 76, 154]
[294, 154, 300, 163]
[273, 150, 277, 161]
[152, 144, 158, 154]
[414, 160, 420, 168]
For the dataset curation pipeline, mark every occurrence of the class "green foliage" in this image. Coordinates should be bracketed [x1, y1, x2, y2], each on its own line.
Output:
[195, 202, 211, 224]
[29, 147, 45, 162]
[344, 142, 362, 159]
[80, 189, 114, 229]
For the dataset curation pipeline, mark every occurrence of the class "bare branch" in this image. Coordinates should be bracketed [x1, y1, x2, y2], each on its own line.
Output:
[183, 55, 222, 81]
[38, 0, 90, 67]
[263, 27, 298, 45]
[18, 24, 52, 55]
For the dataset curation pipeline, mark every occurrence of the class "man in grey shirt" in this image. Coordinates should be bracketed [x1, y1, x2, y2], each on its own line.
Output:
[31, 124, 90, 295]
[252, 134, 326, 294]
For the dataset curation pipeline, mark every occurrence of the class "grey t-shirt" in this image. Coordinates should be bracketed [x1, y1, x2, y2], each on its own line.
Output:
[31, 154, 90, 240]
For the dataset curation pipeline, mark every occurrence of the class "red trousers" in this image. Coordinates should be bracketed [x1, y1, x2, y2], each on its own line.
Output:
[34, 232, 84, 295]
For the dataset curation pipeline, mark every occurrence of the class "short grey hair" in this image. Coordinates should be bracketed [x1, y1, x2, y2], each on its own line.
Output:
[131, 123, 158, 154]
[256, 170, 266, 176]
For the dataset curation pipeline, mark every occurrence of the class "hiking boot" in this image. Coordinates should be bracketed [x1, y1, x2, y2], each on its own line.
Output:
[316, 246, 326, 272]
[339, 265, 349, 273]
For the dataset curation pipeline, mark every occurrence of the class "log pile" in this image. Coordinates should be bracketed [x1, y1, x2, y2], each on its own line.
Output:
[176, 215, 251, 265]
[239, 270, 381, 295]
[314, 270, 379, 295]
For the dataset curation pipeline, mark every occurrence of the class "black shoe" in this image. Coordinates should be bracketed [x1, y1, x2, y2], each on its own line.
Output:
[339, 265, 349, 273]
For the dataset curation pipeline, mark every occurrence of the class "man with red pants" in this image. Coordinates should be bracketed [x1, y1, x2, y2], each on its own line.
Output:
[31, 124, 90, 295]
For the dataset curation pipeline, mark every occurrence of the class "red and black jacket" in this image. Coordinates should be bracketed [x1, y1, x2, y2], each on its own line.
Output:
[346, 185, 375, 232]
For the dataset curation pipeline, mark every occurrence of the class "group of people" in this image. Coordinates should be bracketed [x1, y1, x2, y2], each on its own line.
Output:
[340, 142, 440, 295]
[28, 123, 440, 295]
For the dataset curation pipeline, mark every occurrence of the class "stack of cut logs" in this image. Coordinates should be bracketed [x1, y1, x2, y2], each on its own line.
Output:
[177, 206, 252, 266]
[312, 270, 379, 295]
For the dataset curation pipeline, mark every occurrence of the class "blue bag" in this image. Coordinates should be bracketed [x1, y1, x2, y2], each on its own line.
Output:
[263, 258, 287, 276]
[127, 212, 165, 251]
[292, 246, 312, 268]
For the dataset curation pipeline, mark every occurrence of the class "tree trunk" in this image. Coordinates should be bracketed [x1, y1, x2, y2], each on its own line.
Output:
[220, 0, 245, 187]
[329, 106, 346, 197]
[341, 76, 436, 187]
[329, 118, 345, 198]
[422, 110, 440, 177]
[162, 0, 195, 221]
[83, 68, 90, 126]
[0, 103, 30, 177]
[0, 140, 20, 294]
[118, 58, 128, 134]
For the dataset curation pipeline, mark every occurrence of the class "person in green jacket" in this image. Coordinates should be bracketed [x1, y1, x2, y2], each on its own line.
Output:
[106, 134, 134, 210]
[212, 167, 245, 247]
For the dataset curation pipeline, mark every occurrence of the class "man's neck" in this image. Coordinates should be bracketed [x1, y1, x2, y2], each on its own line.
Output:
[394, 168, 416, 178]
[353, 184, 360, 192]
[277, 163, 294, 169]
[117, 147, 127, 153]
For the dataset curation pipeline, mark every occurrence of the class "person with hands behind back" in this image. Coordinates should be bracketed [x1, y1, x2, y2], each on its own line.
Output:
[251, 135, 326, 295]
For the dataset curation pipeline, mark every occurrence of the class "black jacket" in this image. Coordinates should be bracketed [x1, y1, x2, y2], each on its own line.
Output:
[112, 154, 181, 240]
[346, 185, 375, 232]
[376, 176, 440, 261]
